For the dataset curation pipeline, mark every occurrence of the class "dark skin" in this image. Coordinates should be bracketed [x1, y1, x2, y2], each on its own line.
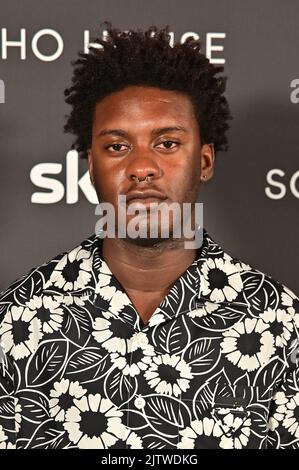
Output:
[88, 86, 214, 324]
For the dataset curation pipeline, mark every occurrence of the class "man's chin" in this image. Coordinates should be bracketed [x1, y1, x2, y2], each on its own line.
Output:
[124, 235, 172, 248]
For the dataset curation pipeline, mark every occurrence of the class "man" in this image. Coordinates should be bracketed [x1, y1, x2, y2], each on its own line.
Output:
[0, 22, 298, 450]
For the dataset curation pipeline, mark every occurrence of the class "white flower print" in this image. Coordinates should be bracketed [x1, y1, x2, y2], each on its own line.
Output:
[218, 413, 251, 449]
[282, 287, 297, 311]
[0, 441, 16, 449]
[109, 429, 143, 449]
[144, 354, 193, 397]
[223, 252, 251, 272]
[260, 308, 294, 347]
[282, 392, 299, 438]
[46, 246, 92, 291]
[0, 306, 43, 360]
[92, 317, 132, 355]
[26, 295, 64, 334]
[178, 418, 223, 448]
[111, 333, 155, 377]
[0, 425, 15, 448]
[95, 263, 131, 315]
[188, 302, 219, 318]
[148, 312, 166, 327]
[281, 287, 299, 327]
[49, 379, 87, 422]
[268, 391, 289, 431]
[221, 318, 275, 371]
[0, 229, 299, 449]
[201, 257, 243, 303]
[0, 425, 7, 443]
[124, 430, 143, 448]
[63, 393, 126, 449]
[55, 295, 86, 307]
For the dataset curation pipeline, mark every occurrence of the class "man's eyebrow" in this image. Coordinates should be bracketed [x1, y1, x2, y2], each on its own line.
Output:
[96, 129, 127, 138]
[96, 126, 188, 138]
[151, 126, 188, 136]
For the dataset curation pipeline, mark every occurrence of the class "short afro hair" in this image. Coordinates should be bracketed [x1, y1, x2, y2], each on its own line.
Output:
[64, 21, 232, 159]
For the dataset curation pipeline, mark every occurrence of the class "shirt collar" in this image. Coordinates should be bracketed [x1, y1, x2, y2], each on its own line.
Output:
[90, 227, 234, 329]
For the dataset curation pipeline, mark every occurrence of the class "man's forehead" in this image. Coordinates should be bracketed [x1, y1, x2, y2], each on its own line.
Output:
[93, 93, 196, 128]
[95, 86, 192, 109]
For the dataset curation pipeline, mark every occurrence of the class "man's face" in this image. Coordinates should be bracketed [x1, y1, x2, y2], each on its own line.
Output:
[88, 85, 214, 245]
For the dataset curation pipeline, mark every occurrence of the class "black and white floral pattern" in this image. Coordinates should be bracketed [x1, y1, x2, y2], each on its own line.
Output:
[0, 228, 299, 449]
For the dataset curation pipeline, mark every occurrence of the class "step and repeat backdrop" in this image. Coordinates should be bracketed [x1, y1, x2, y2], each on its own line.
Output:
[0, 0, 298, 293]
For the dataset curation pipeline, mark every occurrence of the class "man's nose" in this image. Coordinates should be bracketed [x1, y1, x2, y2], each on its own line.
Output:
[125, 154, 162, 183]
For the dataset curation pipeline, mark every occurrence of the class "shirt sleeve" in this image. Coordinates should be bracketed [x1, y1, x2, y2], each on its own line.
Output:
[0, 307, 16, 448]
[266, 301, 299, 449]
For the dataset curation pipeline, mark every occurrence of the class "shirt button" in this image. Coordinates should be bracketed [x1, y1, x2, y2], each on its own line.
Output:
[134, 397, 146, 409]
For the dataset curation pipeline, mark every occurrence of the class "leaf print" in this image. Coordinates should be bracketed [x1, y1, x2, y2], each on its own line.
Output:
[233, 373, 250, 389]
[61, 304, 92, 347]
[142, 395, 192, 437]
[65, 348, 113, 384]
[47, 431, 73, 449]
[204, 369, 234, 400]
[190, 302, 246, 332]
[253, 356, 285, 395]
[0, 303, 8, 316]
[124, 409, 148, 431]
[159, 282, 189, 321]
[285, 364, 299, 392]
[0, 396, 15, 433]
[152, 317, 190, 355]
[142, 433, 178, 449]
[183, 337, 221, 375]
[104, 367, 138, 407]
[17, 389, 50, 424]
[25, 340, 69, 388]
[242, 273, 280, 314]
[14, 271, 45, 306]
[281, 440, 299, 449]
[25, 418, 66, 449]
[191, 369, 234, 417]
[0, 228, 298, 449]
[0, 368, 14, 394]
[249, 409, 269, 437]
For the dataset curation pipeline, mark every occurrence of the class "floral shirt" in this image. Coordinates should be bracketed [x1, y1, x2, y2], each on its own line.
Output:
[0, 228, 299, 450]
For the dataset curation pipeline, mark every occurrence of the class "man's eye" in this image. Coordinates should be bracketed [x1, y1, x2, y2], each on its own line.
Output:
[157, 140, 180, 150]
[106, 143, 129, 152]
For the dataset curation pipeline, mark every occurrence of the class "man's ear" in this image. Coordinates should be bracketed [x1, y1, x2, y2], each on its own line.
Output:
[200, 143, 215, 182]
[87, 150, 95, 186]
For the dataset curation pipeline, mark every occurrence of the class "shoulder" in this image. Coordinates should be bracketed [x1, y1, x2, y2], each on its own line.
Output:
[0, 234, 100, 364]
[201, 231, 299, 321]
[229, 251, 299, 316]
[0, 233, 98, 314]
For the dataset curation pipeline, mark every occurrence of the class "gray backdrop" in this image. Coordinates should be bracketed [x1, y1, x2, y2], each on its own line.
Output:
[0, 0, 298, 294]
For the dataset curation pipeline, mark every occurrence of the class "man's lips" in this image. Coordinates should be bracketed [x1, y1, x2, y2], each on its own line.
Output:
[126, 190, 167, 203]
[125, 190, 168, 204]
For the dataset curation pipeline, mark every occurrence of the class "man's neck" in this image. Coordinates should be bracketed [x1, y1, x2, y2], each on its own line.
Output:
[102, 237, 196, 294]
